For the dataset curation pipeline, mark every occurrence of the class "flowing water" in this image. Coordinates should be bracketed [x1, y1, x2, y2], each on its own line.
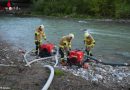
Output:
[0, 15, 130, 64]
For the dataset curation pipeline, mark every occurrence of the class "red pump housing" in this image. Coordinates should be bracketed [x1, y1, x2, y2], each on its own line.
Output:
[68, 50, 84, 65]
[40, 43, 54, 53]
[39, 43, 55, 57]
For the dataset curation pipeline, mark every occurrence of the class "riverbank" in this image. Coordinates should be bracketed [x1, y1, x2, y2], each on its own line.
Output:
[0, 37, 103, 90]
[24, 12, 130, 23]
[0, 36, 130, 90]
[1, 9, 130, 23]
[0, 37, 49, 90]
[0, 38, 103, 90]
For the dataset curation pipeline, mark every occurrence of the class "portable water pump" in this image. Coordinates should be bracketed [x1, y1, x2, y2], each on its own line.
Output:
[39, 43, 56, 57]
[67, 50, 84, 66]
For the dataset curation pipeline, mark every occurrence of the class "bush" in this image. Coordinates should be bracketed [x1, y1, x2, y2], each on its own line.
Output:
[31, 0, 130, 19]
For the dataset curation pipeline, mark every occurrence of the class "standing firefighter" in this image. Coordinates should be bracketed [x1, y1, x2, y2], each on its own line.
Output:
[84, 31, 95, 57]
[35, 25, 46, 55]
[59, 33, 74, 65]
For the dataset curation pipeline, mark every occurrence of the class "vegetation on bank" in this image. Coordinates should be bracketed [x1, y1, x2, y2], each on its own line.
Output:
[31, 0, 130, 19]
[54, 69, 64, 76]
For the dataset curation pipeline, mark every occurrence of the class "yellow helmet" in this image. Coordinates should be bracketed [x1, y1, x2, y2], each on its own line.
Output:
[84, 31, 90, 37]
[69, 33, 74, 39]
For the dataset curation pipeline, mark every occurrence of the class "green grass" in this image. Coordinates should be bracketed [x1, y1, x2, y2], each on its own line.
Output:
[54, 69, 64, 76]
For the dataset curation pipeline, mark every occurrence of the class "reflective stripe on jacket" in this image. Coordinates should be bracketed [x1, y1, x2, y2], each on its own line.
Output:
[35, 30, 46, 42]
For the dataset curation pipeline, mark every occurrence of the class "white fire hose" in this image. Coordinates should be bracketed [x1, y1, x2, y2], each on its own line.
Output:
[0, 64, 16, 67]
[41, 65, 54, 90]
[24, 47, 59, 90]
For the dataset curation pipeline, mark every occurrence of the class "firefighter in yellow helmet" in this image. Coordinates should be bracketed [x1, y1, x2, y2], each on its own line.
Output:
[84, 30, 95, 57]
[35, 25, 46, 55]
[59, 33, 74, 65]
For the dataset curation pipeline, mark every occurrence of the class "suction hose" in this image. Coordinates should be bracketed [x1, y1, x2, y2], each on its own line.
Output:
[85, 55, 130, 66]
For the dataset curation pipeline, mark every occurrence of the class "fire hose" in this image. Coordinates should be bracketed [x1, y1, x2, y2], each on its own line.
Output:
[0, 64, 16, 67]
[24, 47, 59, 90]
[85, 55, 130, 66]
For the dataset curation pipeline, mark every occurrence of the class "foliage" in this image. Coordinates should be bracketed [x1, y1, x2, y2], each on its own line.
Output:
[32, 0, 130, 19]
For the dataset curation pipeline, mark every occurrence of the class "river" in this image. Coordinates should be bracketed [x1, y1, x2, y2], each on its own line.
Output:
[0, 15, 130, 64]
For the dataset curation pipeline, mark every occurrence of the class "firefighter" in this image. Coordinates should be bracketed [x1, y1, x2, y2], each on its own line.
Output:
[59, 33, 74, 65]
[34, 25, 46, 55]
[82, 31, 96, 69]
[84, 30, 95, 57]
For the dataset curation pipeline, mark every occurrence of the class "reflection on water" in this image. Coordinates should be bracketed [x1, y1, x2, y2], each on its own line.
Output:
[0, 16, 130, 64]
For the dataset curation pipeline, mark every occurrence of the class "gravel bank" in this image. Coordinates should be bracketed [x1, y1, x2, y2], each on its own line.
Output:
[0, 37, 130, 90]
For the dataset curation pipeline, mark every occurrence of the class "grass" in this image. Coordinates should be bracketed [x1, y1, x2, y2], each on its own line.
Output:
[54, 69, 64, 76]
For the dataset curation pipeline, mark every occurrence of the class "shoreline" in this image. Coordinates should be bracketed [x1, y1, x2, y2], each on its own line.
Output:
[0, 10, 130, 23]
[0, 36, 130, 90]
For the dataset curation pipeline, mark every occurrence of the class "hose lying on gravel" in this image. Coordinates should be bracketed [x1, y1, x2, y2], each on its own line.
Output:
[25, 56, 55, 67]
[23, 49, 32, 65]
[85, 55, 130, 66]
[42, 65, 54, 90]
[24, 47, 59, 67]
[24, 47, 59, 90]
[0, 64, 17, 67]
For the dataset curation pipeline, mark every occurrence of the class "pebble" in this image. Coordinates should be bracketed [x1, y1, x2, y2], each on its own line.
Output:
[61, 63, 130, 87]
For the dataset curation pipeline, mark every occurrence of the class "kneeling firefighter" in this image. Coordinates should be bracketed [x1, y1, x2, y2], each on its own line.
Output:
[59, 33, 74, 65]
[84, 30, 95, 57]
[34, 25, 46, 55]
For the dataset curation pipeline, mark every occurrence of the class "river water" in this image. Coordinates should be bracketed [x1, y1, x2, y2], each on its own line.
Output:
[0, 15, 130, 64]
